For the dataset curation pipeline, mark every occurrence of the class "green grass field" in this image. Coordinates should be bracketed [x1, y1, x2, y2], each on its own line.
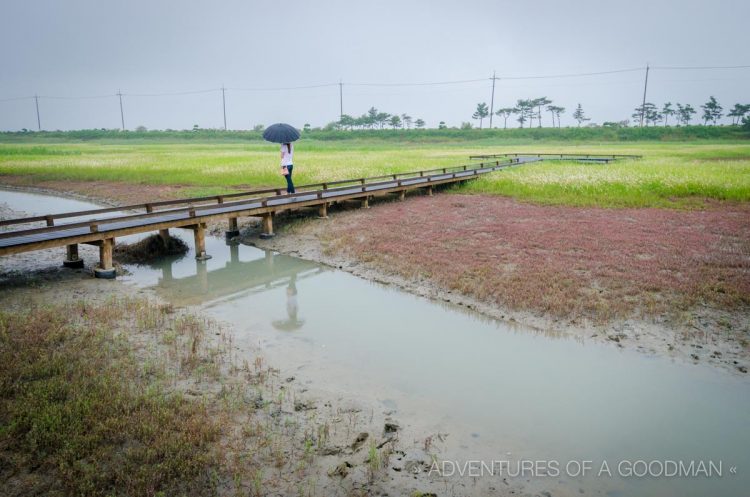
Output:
[1, 135, 749, 208]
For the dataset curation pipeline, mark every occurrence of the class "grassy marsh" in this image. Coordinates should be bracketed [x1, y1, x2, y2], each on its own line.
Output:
[1, 138, 748, 208]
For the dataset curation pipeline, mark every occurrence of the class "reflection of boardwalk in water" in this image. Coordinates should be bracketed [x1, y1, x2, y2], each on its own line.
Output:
[152, 245, 326, 307]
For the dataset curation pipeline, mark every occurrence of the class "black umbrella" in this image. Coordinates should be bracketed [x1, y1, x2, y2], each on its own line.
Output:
[262, 123, 300, 143]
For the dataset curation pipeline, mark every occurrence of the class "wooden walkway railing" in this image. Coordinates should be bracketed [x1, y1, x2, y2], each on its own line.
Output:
[469, 152, 642, 163]
[0, 156, 539, 277]
[0, 153, 636, 278]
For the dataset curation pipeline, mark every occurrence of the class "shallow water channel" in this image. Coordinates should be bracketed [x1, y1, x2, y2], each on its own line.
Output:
[2, 189, 749, 497]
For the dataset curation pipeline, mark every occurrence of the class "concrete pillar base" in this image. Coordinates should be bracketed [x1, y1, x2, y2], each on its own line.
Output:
[195, 252, 213, 261]
[94, 267, 117, 279]
[225, 230, 240, 240]
[259, 232, 276, 239]
[63, 258, 84, 269]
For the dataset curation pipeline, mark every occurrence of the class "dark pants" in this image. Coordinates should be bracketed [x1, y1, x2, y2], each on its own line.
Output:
[284, 164, 295, 193]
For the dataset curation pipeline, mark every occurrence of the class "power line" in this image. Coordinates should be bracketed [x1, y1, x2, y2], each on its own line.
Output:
[0, 95, 35, 103]
[229, 83, 338, 91]
[347, 78, 487, 87]
[124, 88, 219, 97]
[499, 67, 645, 80]
[2, 65, 748, 102]
[652, 64, 750, 70]
[38, 93, 115, 100]
[2, 63, 749, 129]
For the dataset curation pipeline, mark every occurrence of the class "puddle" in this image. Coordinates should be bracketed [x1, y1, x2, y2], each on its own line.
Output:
[1, 189, 122, 222]
[2, 189, 749, 497]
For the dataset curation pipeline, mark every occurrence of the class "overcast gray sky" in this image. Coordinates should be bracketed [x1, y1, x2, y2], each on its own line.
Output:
[1, 0, 748, 131]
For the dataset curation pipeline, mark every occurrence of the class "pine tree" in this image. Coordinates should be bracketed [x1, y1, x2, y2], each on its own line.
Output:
[661, 102, 675, 127]
[701, 96, 723, 125]
[472, 103, 489, 129]
[572, 104, 589, 127]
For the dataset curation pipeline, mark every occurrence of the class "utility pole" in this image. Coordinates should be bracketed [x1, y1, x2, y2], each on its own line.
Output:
[640, 64, 650, 127]
[489, 70, 498, 129]
[34, 95, 41, 131]
[221, 85, 227, 130]
[117, 90, 125, 131]
[339, 79, 343, 121]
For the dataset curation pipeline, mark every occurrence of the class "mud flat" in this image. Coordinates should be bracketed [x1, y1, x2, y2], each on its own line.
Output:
[2, 188, 750, 497]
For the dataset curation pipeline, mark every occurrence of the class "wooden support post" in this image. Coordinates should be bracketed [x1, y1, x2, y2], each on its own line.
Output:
[318, 202, 328, 219]
[226, 217, 240, 240]
[426, 185, 434, 196]
[94, 238, 116, 279]
[63, 243, 84, 268]
[260, 213, 275, 239]
[158, 229, 170, 248]
[193, 223, 212, 260]
[399, 190, 406, 202]
[361, 197, 369, 209]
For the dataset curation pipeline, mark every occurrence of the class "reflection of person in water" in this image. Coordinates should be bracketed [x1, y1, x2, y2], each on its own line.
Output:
[272, 276, 304, 331]
[286, 279, 298, 321]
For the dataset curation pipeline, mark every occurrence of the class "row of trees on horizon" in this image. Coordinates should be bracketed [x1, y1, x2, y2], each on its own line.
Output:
[320, 96, 748, 131]
[335, 107, 427, 130]
[470, 96, 750, 129]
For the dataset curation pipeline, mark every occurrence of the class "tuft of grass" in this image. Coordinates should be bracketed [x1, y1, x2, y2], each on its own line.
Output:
[367, 439, 381, 482]
[113, 233, 189, 263]
[0, 301, 221, 497]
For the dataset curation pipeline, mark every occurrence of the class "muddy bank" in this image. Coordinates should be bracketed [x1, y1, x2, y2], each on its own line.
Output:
[1, 257, 513, 497]
[0, 193, 516, 496]
[245, 194, 750, 375]
[0, 175, 205, 206]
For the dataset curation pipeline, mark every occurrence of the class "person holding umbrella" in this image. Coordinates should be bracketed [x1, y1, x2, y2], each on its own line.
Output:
[280, 142, 295, 193]
[262, 123, 300, 194]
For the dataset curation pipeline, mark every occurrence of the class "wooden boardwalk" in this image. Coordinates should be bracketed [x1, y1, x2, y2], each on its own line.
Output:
[0, 154, 633, 278]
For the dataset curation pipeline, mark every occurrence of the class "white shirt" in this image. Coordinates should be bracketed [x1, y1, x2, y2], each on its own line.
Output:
[281, 143, 294, 166]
